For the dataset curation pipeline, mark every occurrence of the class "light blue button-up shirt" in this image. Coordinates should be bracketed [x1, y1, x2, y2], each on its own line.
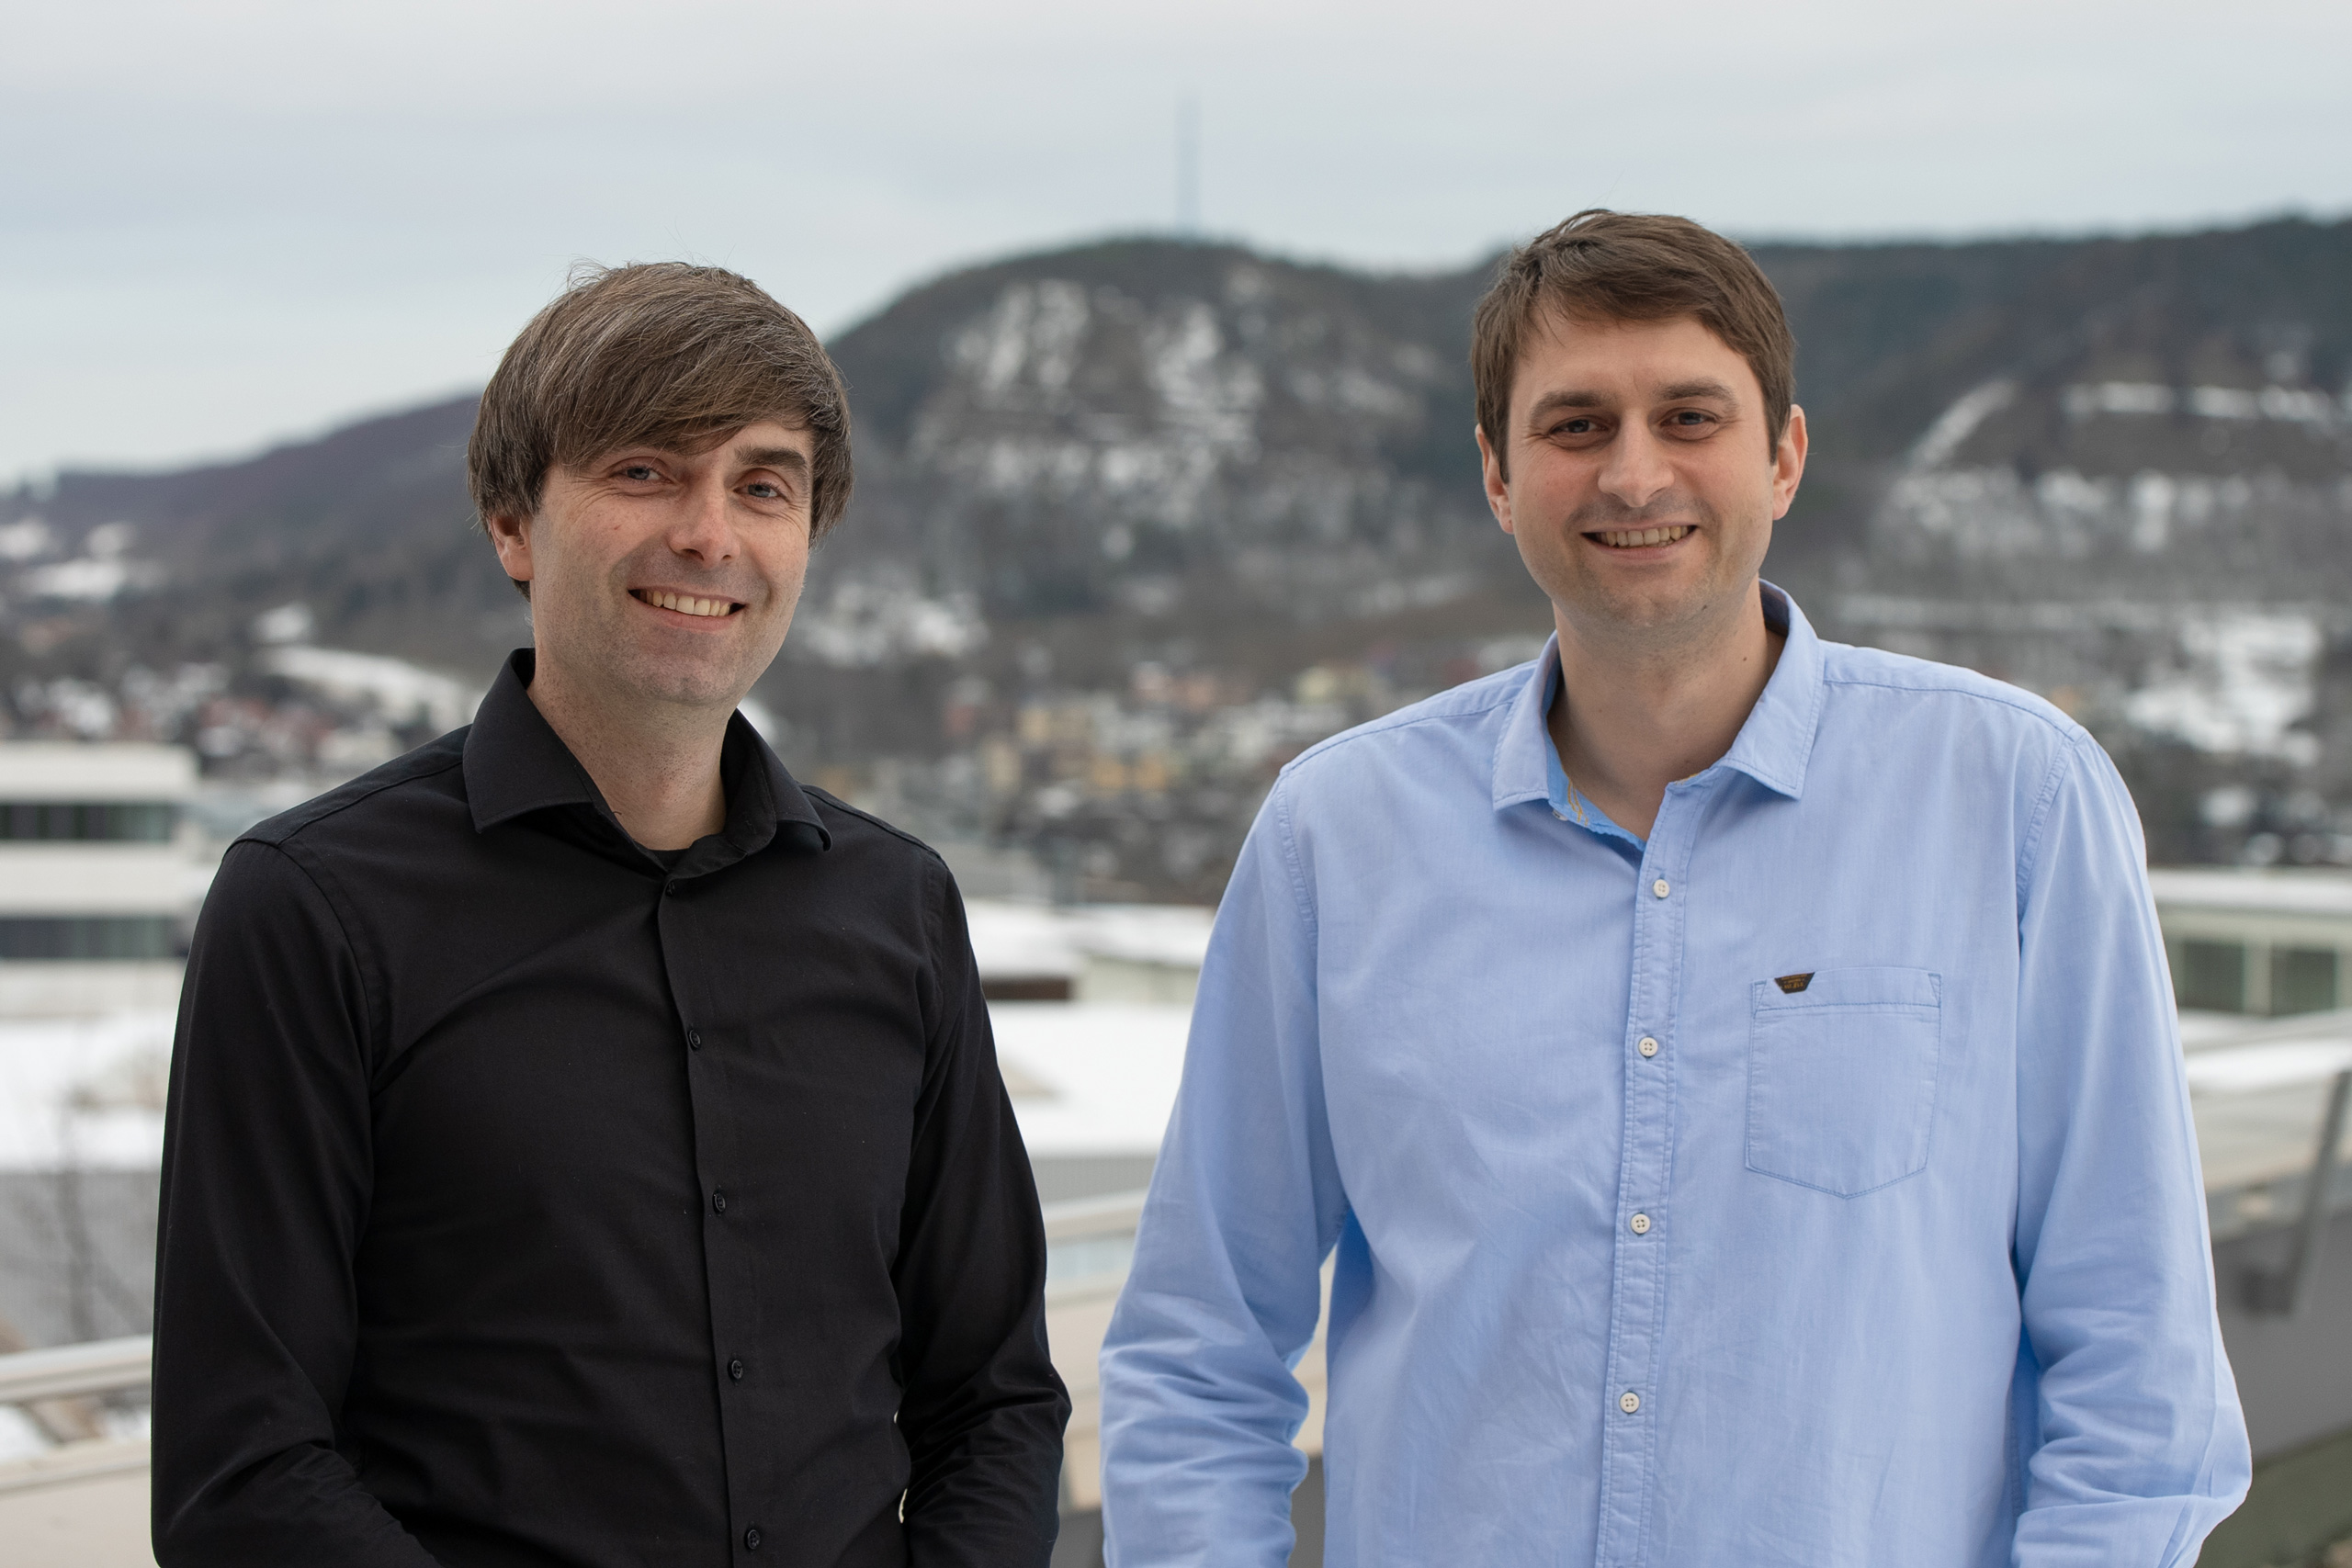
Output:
[1100, 587, 2248, 1566]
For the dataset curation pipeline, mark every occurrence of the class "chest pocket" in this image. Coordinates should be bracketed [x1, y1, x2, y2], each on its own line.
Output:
[1746, 967, 1942, 1198]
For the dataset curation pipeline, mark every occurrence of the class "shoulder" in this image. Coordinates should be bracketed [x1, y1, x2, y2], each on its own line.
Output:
[800, 784, 957, 917]
[238, 728, 469, 855]
[1812, 639, 2112, 849]
[1817, 638, 2088, 747]
[798, 786, 975, 976]
[1277, 662, 1530, 793]
[802, 784, 947, 870]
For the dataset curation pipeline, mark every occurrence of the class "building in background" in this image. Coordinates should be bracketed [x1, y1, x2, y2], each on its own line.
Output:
[0, 745, 202, 1020]
[2153, 868, 2352, 1019]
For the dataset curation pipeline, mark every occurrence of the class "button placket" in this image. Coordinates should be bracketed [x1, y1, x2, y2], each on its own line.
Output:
[659, 872, 755, 1549]
[1596, 787, 1702, 1566]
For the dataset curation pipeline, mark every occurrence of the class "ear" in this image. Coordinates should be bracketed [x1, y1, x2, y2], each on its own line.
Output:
[1770, 405, 1809, 521]
[1476, 425, 1515, 535]
[485, 511, 536, 584]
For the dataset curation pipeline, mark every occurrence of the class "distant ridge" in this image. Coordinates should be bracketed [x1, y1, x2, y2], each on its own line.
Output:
[6, 214, 2349, 882]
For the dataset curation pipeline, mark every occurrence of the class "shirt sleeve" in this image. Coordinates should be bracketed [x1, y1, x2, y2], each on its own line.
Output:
[892, 858, 1072, 1568]
[152, 840, 443, 1566]
[2010, 735, 2252, 1565]
[1099, 780, 1347, 1567]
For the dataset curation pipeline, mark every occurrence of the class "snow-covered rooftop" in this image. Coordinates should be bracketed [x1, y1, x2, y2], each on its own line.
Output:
[2181, 1036, 2352, 1094]
[0, 845, 209, 917]
[2147, 867, 2352, 919]
[0, 743, 196, 801]
[965, 900, 1080, 980]
[1069, 905, 1215, 970]
[992, 1001, 1190, 1158]
[963, 899, 1215, 981]
[0, 999, 1192, 1173]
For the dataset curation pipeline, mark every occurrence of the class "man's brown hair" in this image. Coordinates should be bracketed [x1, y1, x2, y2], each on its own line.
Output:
[469, 263, 854, 570]
[1471, 209, 1795, 473]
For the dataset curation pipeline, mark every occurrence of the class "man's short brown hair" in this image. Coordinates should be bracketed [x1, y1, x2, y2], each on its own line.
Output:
[1471, 209, 1795, 472]
[468, 263, 854, 557]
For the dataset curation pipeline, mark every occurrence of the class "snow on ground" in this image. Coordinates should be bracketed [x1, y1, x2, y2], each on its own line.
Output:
[0, 1011, 173, 1172]
[257, 645, 480, 732]
[2123, 608, 2322, 762]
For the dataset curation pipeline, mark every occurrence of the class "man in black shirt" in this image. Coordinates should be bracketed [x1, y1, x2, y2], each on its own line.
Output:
[153, 264, 1069, 1566]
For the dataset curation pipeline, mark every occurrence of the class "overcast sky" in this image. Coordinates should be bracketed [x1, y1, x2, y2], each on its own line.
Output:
[6, 0, 2348, 483]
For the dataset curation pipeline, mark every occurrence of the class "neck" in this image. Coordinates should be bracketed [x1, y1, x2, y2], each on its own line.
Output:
[525, 658, 732, 852]
[1546, 581, 1782, 840]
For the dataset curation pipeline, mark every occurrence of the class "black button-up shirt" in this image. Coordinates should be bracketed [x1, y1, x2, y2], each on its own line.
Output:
[153, 652, 1068, 1567]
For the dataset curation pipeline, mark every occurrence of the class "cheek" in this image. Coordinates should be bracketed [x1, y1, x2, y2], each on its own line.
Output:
[1691, 457, 1771, 515]
[1526, 470, 1589, 530]
[763, 540, 813, 604]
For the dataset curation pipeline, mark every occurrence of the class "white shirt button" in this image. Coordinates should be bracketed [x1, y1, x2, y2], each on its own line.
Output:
[1620, 1391, 1642, 1414]
[1637, 1036, 1659, 1057]
[1652, 878, 1670, 898]
[1630, 1213, 1651, 1235]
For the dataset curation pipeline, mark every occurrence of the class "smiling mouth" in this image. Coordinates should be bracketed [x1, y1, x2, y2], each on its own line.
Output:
[1588, 525, 1692, 549]
[633, 589, 741, 618]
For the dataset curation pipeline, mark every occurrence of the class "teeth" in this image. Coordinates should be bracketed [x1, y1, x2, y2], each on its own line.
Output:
[1598, 525, 1690, 548]
[643, 590, 733, 617]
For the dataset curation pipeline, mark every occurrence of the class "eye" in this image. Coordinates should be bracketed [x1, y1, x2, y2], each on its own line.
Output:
[1667, 410, 1715, 428]
[619, 462, 660, 481]
[1554, 416, 1600, 436]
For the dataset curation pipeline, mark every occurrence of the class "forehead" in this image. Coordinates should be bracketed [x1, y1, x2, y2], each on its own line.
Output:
[600, 418, 815, 466]
[1511, 311, 1759, 408]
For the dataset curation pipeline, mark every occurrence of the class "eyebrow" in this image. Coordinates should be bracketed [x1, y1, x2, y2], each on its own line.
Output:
[738, 446, 811, 474]
[1524, 378, 1744, 423]
[1525, 389, 1609, 419]
[1657, 378, 1741, 404]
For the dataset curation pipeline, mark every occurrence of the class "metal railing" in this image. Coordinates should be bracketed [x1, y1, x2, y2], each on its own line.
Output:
[1043, 1189, 1148, 1301]
[0, 1334, 152, 1502]
[2184, 1032, 2352, 1317]
[2238, 1069, 2352, 1316]
[0, 1337, 152, 1408]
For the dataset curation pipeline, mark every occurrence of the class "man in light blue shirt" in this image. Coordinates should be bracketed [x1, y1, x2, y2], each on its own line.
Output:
[1098, 210, 2249, 1566]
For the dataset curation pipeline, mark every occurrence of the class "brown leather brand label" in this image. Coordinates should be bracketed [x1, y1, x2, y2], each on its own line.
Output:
[1773, 972, 1815, 994]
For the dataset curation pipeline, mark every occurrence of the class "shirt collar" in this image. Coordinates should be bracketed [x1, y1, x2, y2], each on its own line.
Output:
[1490, 580, 1826, 813]
[1716, 581, 1823, 800]
[463, 649, 831, 862]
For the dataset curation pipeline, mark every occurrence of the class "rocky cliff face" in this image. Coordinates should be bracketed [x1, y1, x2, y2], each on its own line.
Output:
[801, 242, 1508, 656]
[5, 218, 2349, 892]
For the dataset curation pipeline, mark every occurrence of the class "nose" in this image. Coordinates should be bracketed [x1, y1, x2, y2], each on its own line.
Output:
[665, 474, 738, 565]
[1598, 421, 1676, 511]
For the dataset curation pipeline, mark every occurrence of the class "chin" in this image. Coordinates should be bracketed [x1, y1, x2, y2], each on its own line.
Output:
[612, 653, 755, 712]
